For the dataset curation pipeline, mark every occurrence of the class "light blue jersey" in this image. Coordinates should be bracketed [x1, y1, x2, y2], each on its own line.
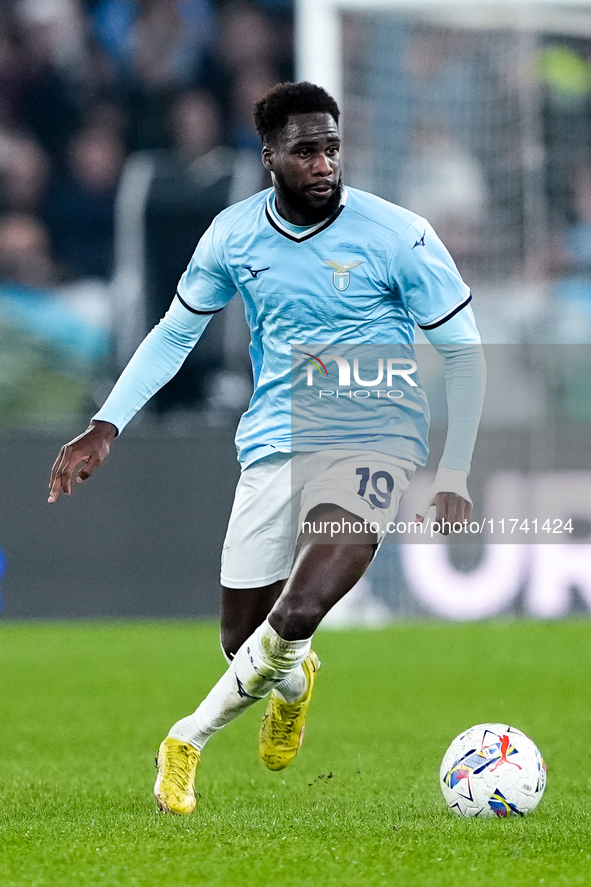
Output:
[176, 187, 474, 466]
[95, 186, 482, 469]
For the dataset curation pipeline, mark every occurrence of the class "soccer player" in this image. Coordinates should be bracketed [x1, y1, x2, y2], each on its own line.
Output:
[48, 82, 486, 814]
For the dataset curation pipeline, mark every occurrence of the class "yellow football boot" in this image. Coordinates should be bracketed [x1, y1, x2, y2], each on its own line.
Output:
[154, 737, 200, 814]
[259, 650, 320, 771]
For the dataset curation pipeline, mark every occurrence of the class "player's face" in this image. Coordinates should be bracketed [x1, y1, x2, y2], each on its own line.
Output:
[263, 113, 342, 225]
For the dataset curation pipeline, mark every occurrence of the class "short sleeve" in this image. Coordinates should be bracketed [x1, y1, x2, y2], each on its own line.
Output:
[388, 217, 472, 330]
[177, 218, 237, 312]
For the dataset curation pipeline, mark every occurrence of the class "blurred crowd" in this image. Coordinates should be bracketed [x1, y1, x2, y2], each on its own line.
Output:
[3, 2, 591, 433]
[0, 0, 293, 431]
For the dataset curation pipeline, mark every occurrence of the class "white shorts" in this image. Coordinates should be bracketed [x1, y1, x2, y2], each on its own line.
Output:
[220, 450, 415, 589]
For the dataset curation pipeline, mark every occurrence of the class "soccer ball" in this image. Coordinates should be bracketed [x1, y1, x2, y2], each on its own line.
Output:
[440, 723, 546, 817]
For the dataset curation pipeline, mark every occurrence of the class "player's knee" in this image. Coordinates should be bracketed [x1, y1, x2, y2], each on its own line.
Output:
[270, 594, 326, 640]
[270, 542, 376, 639]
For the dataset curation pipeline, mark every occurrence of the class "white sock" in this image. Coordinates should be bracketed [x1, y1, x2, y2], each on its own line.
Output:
[275, 666, 307, 703]
[169, 619, 311, 750]
[220, 629, 307, 703]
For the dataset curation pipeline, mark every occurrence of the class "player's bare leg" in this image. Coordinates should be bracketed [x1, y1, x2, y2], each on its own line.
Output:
[267, 503, 377, 640]
[220, 581, 285, 659]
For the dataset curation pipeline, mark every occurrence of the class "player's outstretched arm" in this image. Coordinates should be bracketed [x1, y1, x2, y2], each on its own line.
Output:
[48, 420, 118, 503]
[47, 295, 220, 504]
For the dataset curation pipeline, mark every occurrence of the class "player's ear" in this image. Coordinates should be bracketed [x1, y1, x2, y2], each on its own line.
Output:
[261, 144, 273, 171]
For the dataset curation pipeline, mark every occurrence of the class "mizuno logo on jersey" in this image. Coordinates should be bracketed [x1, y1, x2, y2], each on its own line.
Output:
[243, 265, 270, 279]
[323, 259, 364, 291]
[413, 231, 426, 249]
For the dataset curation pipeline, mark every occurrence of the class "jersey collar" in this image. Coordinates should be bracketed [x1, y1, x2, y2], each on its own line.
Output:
[265, 188, 348, 242]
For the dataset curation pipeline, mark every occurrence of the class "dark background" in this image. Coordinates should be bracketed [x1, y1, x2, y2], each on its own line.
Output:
[0, 429, 240, 618]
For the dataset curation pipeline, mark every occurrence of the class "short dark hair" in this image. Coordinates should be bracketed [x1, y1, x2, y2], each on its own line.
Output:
[254, 81, 340, 145]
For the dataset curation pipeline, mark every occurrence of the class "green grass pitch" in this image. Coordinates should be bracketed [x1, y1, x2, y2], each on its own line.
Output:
[1, 619, 591, 887]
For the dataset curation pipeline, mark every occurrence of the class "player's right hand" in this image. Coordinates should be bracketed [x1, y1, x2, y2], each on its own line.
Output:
[48, 420, 118, 503]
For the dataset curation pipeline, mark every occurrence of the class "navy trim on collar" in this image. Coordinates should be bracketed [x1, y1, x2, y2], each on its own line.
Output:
[265, 193, 346, 242]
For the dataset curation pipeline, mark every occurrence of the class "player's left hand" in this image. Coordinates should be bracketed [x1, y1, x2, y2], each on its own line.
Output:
[415, 467, 472, 535]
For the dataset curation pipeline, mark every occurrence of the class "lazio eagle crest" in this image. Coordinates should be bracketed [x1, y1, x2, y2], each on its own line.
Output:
[323, 259, 364, 291]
